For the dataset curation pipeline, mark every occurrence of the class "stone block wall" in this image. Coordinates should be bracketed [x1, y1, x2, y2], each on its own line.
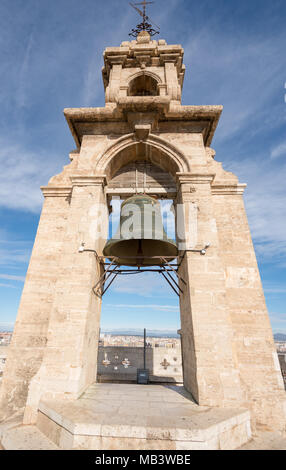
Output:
[97, 346, 183, 383]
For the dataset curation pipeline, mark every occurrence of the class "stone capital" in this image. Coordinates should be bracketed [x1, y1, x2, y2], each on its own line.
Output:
[176, 173, 215, 185]
[70, 176, 107, 188]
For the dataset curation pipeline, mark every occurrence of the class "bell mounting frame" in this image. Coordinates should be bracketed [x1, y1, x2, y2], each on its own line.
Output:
[78, 244, 211, 297]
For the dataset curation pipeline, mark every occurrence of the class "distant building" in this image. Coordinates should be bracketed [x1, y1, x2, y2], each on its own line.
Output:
[0, 346, 9, 382]
[100, 334, 181, 349]
[275, 342, 286, 353]
[0, 332, 12, 346]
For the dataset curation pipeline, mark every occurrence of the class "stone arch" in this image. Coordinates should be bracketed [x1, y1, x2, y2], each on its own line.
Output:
[95, 134, 190, 182]
[127, 71, 162, 97]
[127, 70, 162, 86]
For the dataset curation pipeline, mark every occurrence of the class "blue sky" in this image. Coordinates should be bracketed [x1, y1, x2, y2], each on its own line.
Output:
[0, 0, 285, 333]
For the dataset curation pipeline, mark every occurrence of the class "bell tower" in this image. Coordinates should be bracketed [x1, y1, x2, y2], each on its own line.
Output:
[0, 20, 285, 446]
[102, 30, 184, 105]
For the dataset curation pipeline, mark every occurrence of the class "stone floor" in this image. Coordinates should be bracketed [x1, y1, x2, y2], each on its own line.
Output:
[35, 383, 251, 450]
[1, 384, 286, 450]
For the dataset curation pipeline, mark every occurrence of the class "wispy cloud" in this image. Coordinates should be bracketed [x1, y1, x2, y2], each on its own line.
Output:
[271, 141, 286, 160]
[183, 24, 286, 144]
[16, 32, 34, 108]
[0, 245, 32, 267]
[0, 137, 61, 212]
[0, 274, 25, 282]
[223, 156, 286, 264]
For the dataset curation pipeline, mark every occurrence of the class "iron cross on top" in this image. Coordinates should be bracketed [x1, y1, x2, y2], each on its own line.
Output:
[135, 1, 154, 10]
[130, 1, 155, 20]
[129, 1, 160, 37]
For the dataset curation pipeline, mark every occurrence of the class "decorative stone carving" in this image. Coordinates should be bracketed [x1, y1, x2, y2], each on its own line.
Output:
[134, 124, 151, 141]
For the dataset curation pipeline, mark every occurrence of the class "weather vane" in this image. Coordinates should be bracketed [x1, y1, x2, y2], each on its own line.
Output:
[129, 1, 160, 38]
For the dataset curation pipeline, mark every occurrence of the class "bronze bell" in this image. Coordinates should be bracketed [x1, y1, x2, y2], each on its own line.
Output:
[103, 195, 178, 266]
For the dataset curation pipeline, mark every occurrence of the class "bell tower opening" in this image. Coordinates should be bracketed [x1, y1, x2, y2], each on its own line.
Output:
[97, 156, 182, 385]
[128, 74, 159, 96]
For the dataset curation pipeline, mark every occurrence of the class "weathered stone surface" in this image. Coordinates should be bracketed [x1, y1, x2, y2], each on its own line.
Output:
[1, 425, 59, 450]
[238, 431, 286, 450]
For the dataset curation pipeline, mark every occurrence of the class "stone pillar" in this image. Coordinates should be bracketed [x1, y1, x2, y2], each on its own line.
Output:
[0, 188, 71, 420]
[106, 64, 122, 103]
[176, 173, 244, 409]
[212, 184, 286, 432]
[165, 62, 180, 101]
[23, 176, 108, 424]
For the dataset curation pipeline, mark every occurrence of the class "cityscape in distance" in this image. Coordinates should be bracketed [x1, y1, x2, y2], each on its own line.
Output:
[0, 324, 286, 340]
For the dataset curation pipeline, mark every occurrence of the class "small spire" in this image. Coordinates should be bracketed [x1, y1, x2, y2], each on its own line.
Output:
[129, 1, 160, 38]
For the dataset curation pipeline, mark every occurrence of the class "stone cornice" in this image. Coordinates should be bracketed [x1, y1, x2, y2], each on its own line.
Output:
[211, 183, 247, 195]
[71, 176, 107, 187]
[166, 104, 223, 148]
[64, 104, 222, 149]
[41, 187, 72, 198]
[117, 96, 171, 113]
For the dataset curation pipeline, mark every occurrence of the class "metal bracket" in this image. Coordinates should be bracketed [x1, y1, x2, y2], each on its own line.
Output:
[78, 242, 210, 297]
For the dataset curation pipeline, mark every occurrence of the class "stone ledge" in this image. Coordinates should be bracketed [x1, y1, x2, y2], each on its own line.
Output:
[70, 176, 107, 187]
[41, 186, 72, 198]
[177, 173, 215, 185]
[211, 184, 247, 195]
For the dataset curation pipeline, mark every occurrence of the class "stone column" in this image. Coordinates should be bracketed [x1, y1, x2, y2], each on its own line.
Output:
[212, 184, 286, 432]
[23, 176, 108, 424]
[0, 188, 71, 420]
[176, 173, 244, 409]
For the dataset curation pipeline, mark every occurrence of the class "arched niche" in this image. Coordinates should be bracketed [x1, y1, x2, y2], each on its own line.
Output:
[128, 75, 159, 97]
[96, 137, 190, 183]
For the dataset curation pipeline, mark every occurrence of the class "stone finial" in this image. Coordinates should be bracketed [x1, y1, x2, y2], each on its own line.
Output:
[136, 31, 151, 44]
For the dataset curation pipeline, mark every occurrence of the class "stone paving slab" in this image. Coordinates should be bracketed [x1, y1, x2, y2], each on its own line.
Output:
[37, 383, 251, 449]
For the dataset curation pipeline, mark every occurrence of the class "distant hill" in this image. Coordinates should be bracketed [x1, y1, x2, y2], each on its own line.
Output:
[101, 328, 180, 338]
[1, 325, 284, 341]
[274, 333, 286, 341]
